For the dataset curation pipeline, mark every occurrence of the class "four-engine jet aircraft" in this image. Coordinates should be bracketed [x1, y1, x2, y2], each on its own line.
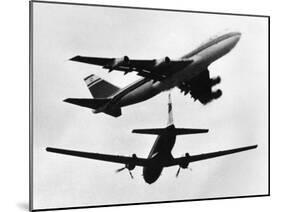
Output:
[65, 32, 241, 117]
[47, 93, 257, 184]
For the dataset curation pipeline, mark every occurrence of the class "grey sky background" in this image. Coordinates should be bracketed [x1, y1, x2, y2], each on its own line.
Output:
[32, 2, 268, 210]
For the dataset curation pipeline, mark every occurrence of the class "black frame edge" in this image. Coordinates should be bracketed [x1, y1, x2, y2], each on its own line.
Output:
[32, 194, 270, 212]
[29, 1, 34, 211]
[31, 0, 270, 18]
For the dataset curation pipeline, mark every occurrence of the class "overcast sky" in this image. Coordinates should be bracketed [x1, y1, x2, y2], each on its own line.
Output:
[32, 2, 268, 210]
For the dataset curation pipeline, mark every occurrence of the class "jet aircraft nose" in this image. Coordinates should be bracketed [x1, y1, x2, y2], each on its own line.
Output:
[224, 31, 241, 51]
[230, 31, 241, 44]
[231, 31, 242, 37]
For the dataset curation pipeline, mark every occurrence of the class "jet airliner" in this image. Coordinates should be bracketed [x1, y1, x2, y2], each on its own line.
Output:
[47, 93, 257, 184]
[65, 31, 241, 117]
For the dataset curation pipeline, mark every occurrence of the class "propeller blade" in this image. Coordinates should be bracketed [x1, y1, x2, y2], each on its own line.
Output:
[176, 167, 181, 177]
[116, 167, 126, 173]
[129, 171, 134, 179]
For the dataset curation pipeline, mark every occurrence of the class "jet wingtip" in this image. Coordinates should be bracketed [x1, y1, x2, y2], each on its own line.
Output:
[63, 98, 78, 105]
[242, 144, 258, 151]
[253, 144, 258, 149]
[69, 55, 81, 61]
[63, 98, 72, 103]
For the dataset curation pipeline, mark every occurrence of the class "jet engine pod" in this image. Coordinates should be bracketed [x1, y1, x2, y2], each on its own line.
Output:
[154, 56, 171, 67]
[210, 76, 221, 86]
[164, 56, 170, 63]
[132, 153, 137, 159]
[212, 89, 222, 99]
[111, 56, 130, 68]
[123, 55, 130, 64]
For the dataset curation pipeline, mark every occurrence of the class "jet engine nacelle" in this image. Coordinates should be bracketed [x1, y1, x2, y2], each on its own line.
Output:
[211, 89, 222, 99]
[125, 153, 137, 170]
[210, 76, 221, 86]
[154, 56, 171, 67]
[111, 56, 130, 68]
[179, 153, 190, 169]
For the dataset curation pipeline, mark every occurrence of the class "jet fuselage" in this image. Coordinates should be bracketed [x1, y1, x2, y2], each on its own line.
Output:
[112, 32, 241, 108]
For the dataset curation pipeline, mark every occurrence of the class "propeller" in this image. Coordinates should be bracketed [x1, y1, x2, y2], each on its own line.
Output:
[115, 167, 126, 173]
[176, 167, 181, 177]
[128, 170, 134, 179]
[175, 166, 192, 178]
[115, 166, 134, 179]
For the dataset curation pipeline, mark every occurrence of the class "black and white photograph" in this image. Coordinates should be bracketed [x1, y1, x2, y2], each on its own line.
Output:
[30, 1, 269, 211]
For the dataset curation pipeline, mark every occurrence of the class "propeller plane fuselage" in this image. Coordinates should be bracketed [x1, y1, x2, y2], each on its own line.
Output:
[142, 125, 177, 184]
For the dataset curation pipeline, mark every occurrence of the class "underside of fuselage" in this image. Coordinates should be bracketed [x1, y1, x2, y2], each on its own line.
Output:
[142, 127, 176, 184]
[143, 165, 163, 184]
[117, 79, 161, 107]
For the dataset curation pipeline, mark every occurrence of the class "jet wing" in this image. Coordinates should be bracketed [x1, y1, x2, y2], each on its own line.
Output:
[70, 55, 193, 82]
[166, 145, 257, 167]
[46, 147, 150, 167]
[70, 56, 155, 69]
[70, 56, 113, 66]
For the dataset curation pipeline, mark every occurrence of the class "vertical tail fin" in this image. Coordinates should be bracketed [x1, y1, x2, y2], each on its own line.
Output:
[132, 92, 209, 135]
[167, 92, 174, 127]
[84, 74, 120, 98]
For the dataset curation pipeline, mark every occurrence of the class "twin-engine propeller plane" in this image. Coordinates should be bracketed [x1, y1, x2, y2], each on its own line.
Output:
[47, 93, 257, 184]
[65, 32, 241, 117]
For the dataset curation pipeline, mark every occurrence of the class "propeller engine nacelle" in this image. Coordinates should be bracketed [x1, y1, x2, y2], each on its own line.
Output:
[210, 76, 221, 86]
[179, 153, 190, 169]
[125, 154, 137, 171]
[115, 154, 137, 179]
[154, 56, 170, 67]
[176, 153, 190, 177]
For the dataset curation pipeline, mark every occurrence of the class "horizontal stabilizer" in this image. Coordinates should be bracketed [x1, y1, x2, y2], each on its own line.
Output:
[172, 128, 209, 135]
[132, 127, 208, 135]
[64, 98, 121, 117]
[64, 98, 111, 110]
